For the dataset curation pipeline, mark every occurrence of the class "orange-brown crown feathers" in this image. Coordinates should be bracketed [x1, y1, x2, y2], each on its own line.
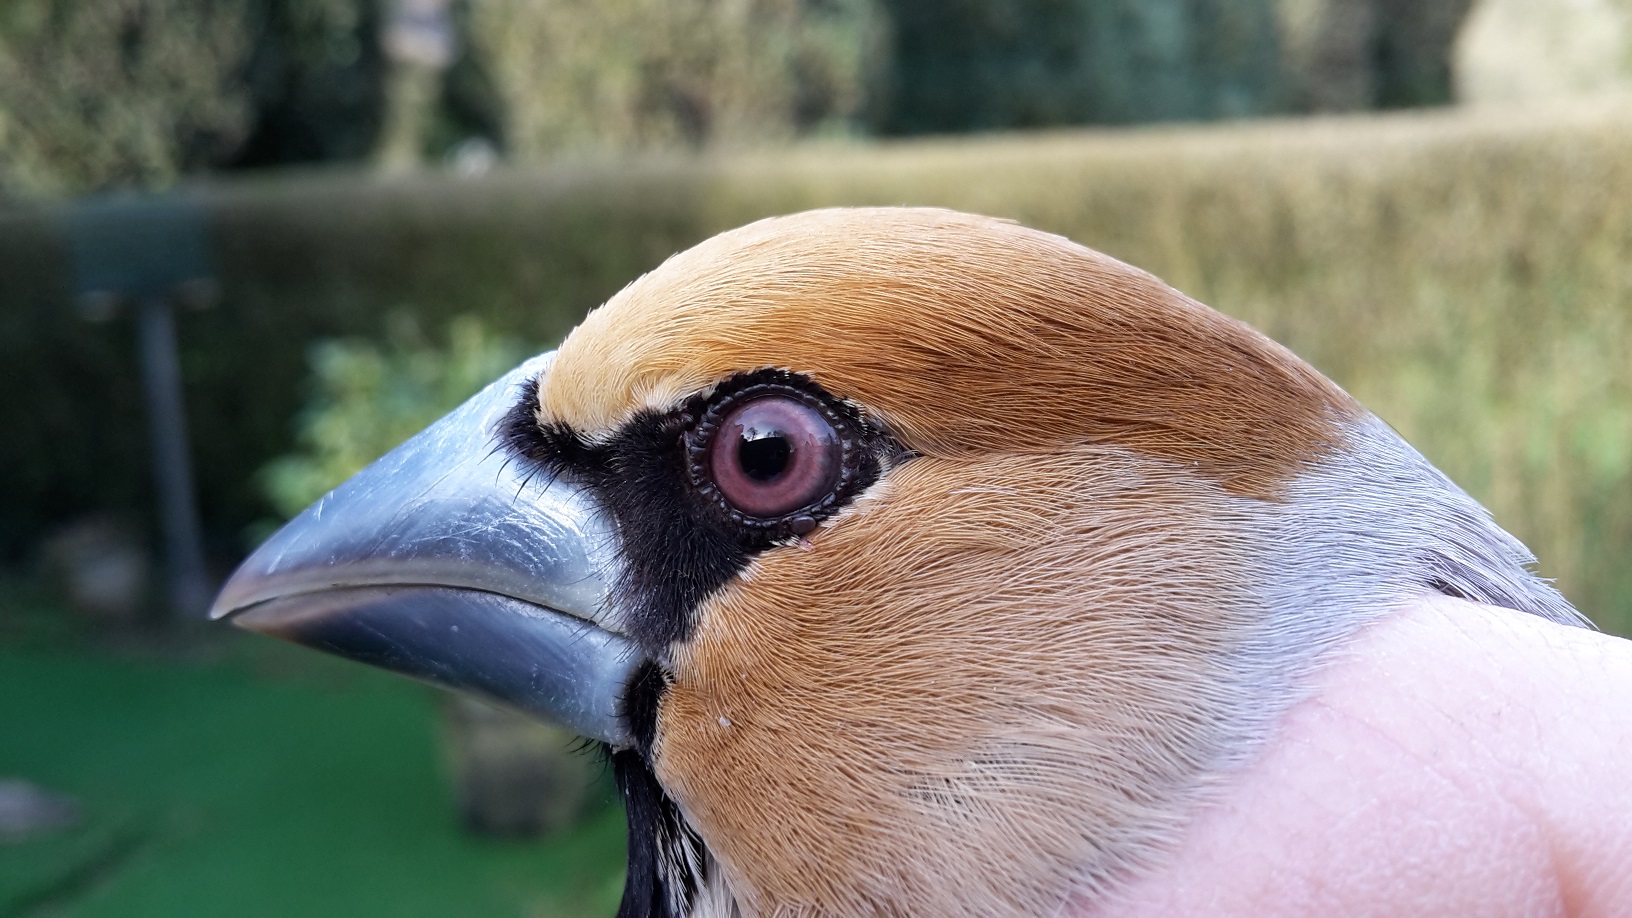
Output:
[544, 207, 1359, 500]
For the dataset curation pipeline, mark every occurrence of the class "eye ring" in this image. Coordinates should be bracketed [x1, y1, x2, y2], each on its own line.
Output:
[685, 379, 861, 535]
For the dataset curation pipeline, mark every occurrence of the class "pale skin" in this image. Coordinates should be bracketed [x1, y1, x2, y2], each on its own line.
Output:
[1100, 596, 1632, 917]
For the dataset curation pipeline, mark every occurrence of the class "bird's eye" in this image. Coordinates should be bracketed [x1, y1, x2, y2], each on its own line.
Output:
[707, 395, 842, 520]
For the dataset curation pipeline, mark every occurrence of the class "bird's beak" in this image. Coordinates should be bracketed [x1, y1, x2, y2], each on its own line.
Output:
[210, 352, 642, 750]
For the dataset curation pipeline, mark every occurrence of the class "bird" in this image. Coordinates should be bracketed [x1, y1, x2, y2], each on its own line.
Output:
[214, 207, 1600, 917]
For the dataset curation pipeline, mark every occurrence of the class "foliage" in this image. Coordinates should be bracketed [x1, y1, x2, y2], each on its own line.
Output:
[232, 0, 388, 168]
[0, 0, 1497, 188]
[0, 0, 400, 191]
[1370, 0, 1476, 106]
[1279, 0, 1475, 112]
[876, 0, 1480, 134]
[259, 315, 531, 520]
[2, 103, 1629, 634]
[0, 0, 254, 194]
[876, 0, 1285, 133]
[469, 0, 888, 156]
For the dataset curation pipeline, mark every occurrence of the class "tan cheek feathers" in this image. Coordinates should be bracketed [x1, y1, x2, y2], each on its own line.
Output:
[652, 449, 1279, 915]
[543, 208, 1358, 501]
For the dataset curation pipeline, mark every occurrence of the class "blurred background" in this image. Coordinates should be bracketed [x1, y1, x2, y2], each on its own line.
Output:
[2, 0, 1630, 914]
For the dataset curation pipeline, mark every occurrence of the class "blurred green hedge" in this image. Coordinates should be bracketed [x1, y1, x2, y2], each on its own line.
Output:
[3, 101, 1629, 631]
[258, 314, 531, 522]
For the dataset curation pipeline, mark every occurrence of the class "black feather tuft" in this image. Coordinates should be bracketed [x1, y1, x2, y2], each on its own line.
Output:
[620, 659, 668, 757]
[498, 373, 593, 476]
[613, 747, 703, 918]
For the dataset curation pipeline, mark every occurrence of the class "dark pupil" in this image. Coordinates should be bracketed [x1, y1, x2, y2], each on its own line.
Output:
[739, 433, 791, 482]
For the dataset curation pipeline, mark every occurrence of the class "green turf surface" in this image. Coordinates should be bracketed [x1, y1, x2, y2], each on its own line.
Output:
[0, 591, 626, 917]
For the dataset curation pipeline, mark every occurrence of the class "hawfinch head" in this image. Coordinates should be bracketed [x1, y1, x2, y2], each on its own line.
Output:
[215, 208, 1582, 916]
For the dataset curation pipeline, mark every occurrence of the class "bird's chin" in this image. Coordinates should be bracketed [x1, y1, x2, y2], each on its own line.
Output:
[223, 584, 641, 749]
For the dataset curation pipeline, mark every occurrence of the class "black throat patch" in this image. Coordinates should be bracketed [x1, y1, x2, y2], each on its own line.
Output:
[611, 747, 710, 918]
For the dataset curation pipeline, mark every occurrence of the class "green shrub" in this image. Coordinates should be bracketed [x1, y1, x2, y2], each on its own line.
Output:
[0, 0, 253, 194]
[876, 0, 1283, 132]
[259, 314, 532, 521]
[470, 0, 887, 156]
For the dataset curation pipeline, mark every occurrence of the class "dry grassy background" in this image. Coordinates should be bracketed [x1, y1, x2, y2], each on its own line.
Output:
[3, 100, 1629, 631]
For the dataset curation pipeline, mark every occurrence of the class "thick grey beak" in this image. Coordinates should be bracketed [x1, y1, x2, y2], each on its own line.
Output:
[211, 352, 641, 750]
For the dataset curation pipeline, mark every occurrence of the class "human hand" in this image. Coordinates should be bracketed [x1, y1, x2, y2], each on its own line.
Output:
[1104, 595, 1632, 917]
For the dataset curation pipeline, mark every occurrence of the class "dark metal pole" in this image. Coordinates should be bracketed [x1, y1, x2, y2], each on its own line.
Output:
[136, 294, 211, 619]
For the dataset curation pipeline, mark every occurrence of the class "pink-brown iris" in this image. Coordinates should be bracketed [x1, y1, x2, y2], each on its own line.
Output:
[708, 395, 842, 520]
